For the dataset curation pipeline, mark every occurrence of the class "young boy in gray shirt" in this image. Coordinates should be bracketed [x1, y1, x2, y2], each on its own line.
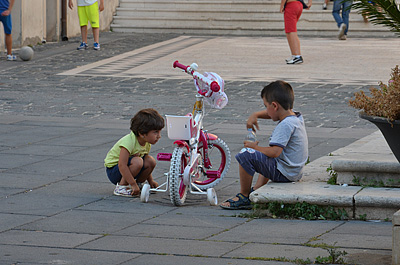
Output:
[220, 80, 308, 210]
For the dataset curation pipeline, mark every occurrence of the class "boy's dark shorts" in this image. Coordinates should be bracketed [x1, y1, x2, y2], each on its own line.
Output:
[235, 148, 290, 182]
[106, 155, 146, 185]
[0, 14, 12, 34]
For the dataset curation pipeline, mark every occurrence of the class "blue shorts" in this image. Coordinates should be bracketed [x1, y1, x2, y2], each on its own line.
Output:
[106, 155, 146, 185]
[0, 14, 12, 34]
[235, 148, 290, 182]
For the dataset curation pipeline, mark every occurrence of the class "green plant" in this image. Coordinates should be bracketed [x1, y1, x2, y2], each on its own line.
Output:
[349, 0, 400, 36]
[315, 243, 348, 264]
[359, 214, 367, 221]
[244, 202, 349, 221]
[326, 165, 338, 185]
[349, 65, 400, 121]
[352, 175, 360, 185]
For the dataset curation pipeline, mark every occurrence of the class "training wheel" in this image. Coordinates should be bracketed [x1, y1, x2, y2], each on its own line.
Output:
[207, 188, 218, 206]
[140, 183, 151, 203]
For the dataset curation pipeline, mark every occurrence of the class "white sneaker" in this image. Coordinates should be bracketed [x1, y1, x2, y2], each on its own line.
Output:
[286, 56, 303, 64]
[323, 3, 327, 9]
[7, 54, 17, 61]
[338, 23, 347, 39]
[113, 183, 134, 197]
[285, 55, 295, 63]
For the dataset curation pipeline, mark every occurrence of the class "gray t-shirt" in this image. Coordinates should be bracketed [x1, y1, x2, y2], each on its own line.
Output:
[269, 112, 308, 181]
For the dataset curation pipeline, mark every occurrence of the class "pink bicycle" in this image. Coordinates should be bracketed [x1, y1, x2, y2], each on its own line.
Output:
[140, 61, 231, 206]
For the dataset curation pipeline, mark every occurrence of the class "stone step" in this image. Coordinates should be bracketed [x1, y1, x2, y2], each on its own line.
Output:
[250, 131, 400, 221]
[112, 0, 395, 37]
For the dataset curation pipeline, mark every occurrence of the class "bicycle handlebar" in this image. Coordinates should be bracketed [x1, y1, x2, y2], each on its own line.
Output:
[173, 60, 220, 94]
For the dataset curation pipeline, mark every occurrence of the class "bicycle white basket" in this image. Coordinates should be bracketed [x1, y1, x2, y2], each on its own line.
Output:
[166, 115, 195, 140]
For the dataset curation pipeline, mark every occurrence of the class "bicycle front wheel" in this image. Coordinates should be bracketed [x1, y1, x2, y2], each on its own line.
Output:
[195, 138, 231, 190]
[169, 146, 189, 206]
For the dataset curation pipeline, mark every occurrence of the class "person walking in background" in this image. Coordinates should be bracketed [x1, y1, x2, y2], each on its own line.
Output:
[323, 0, 329, 10]
[332, 0, 352, 40]
[280, 0, 312, 64]
[0, 0, 16, 61]
[68, 0, 104, 50]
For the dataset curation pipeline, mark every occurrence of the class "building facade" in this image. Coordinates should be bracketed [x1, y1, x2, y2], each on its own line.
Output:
[0, 0, 119, 52]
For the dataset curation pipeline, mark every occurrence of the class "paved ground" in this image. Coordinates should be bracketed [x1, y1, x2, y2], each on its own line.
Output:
[0, 32, 396, 264]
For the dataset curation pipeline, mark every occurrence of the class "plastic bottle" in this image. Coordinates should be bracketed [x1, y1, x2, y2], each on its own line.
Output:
[245, 128, 257, 142]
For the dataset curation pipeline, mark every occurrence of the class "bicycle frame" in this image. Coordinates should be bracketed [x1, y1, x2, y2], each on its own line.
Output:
[141, 61, 230, 205]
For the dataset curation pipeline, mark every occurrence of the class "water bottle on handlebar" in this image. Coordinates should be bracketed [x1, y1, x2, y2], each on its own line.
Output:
[173, 61, 228, 109]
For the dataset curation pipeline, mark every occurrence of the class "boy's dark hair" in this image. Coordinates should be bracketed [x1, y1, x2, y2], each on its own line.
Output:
[260, 80, 294, 110]
[130, 108, 165, 136]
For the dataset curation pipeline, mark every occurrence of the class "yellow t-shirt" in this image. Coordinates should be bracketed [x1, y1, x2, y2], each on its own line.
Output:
[104, 131, 151, 168]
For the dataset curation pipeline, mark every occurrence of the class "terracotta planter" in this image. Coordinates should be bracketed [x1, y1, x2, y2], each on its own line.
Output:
[360, 112, 400, 163]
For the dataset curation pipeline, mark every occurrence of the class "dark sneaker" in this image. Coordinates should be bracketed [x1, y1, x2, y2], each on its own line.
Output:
[77, 42, 88, 50]
[286, 56, 303, 64]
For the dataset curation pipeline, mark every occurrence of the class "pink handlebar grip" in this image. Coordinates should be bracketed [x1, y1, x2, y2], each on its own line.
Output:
[173, 61, 189, 72]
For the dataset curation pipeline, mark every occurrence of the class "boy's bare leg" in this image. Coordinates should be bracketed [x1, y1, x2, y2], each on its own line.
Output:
[136, 155, 157, 187]
[253, 174, 269, 190]
[286, 32, 301, 55]
[119, 157, 143, 186]
[220, 165, 253, 207]
[5, 34, 12, 55]
[81, 25, 88, 43]
[92, 27, 99, 43]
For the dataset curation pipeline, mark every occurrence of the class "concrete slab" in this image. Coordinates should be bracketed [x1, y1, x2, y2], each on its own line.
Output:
[345, 249, 392, 265]
[318, 232, 392, 250]
[142, 209, 248, 229]
[17, 209, 158, 234]
[355, 187, 400, 208]
[394, 210, 400, 226]
[0, 191, 103, 216]
[81, 236, 243, 257]
[0, 172, 70, 189]
[208, 219, 342, 245]
[0, 230, 101, 248]
[0, 245, 140, 265]
[0, 213, 43, 233]
[334, 220, 393, 236]
[224, 243, 328, 261]
[394, 225, 400, 265]
[250, 182, 360, 207]
[78, 196, 176, 214]
[8, 159, 102, 177]
[114, 223, 224, 240]
[130, 254, 289, 265]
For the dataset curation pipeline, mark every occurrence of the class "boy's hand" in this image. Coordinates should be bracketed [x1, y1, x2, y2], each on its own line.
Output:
[246, 114, 260, 132]
[131, 184, 141, 196]
[244, 141, 259, 149]
[1, 10, 10, 16]
[68, 0, 73, 9]
[99, 0, 104, 12]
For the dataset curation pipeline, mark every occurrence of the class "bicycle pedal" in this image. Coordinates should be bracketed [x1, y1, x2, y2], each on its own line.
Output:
[157, 153, 172, 161]
[206, 170, 221, 178]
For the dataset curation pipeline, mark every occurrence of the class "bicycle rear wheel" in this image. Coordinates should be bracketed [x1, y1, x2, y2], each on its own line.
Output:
[169, 146, 189, 206]
[195, 138, 231, 190]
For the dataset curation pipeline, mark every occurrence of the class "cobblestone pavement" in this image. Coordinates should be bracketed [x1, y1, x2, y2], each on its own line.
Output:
[1, 33, 377, 126]
[0, 32, 377, 162]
